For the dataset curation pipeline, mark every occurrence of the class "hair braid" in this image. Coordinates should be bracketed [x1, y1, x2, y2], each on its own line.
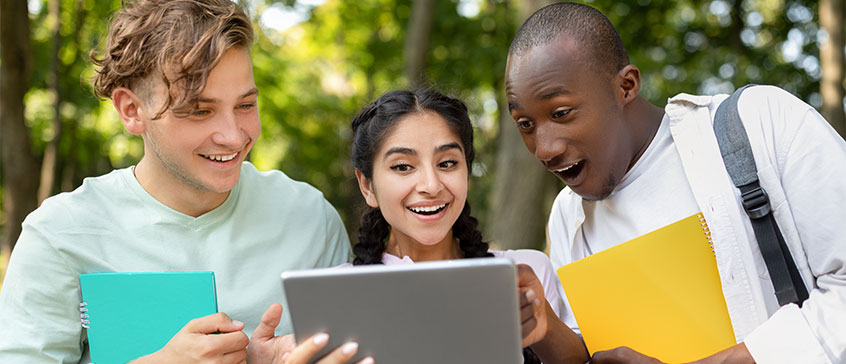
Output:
[353, 206, 390, 265]
[453, 202, 493, 259]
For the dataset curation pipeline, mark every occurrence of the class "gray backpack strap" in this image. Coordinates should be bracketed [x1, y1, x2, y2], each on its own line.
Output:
[713, 85, 809, 307]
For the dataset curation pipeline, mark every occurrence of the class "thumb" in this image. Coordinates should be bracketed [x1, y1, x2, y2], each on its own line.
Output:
[252, 303, 283, 341]
[516, 264, 538, 286]
[185, 312, 245, 335]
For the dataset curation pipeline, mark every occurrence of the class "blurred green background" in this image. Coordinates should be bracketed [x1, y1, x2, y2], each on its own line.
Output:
[2, 0, 844, 288]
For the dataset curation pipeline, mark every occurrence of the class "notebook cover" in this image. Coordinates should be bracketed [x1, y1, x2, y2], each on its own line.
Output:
[79, 271, 218, 364]
[557, 213, 735, 362]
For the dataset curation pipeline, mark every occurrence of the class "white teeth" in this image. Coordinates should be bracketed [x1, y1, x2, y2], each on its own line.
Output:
[554, 162, 578, 173]
[203, 152, 238, 162]
[409, 204, 446, 213]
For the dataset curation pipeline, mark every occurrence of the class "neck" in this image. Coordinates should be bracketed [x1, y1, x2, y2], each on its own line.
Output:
[624, 96, 665, 171]
[385, 231, 462, 262]
[133, 157, 230, 217]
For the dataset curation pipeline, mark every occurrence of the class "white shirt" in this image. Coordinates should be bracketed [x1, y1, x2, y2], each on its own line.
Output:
[580, 113, 699, 255]
[547, 86, 846, 363]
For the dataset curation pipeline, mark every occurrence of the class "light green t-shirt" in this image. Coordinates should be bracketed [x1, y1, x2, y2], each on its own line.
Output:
[0, 162, 351, 363]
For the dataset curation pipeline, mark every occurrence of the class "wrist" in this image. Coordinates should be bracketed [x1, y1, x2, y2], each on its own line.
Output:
[689, 343, 754, 364]
[530, 303, 589, 364]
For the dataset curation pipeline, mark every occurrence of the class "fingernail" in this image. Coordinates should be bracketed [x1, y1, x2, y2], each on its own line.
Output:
[526, 289, 536, 302]
[232, 320, 244, 327]
[342, 341, 359, 355]
[281, 352, 290, 362]
[314, 333, 329, 345]
[360, 356, 375, 364]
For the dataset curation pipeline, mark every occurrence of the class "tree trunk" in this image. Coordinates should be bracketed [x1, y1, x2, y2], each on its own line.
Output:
[1, 0, 40, 258]
[820, 0, 846, 138]
[404, 0, 435, 88]
[487, 0, 560, 252]
[39, 0, 63, 203]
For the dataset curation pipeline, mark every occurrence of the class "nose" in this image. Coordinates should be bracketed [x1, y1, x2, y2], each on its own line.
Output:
[416, 165, 444, 195]
[211, 110, 247, 148]
[533, 122, 567, 163]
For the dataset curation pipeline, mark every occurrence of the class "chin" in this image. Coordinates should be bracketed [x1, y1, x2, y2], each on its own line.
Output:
[412, 231, 452, 246]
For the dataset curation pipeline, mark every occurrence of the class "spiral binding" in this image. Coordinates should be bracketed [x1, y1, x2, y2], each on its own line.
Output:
[79, 302, 90, 329]
[697, 213, 716, 256]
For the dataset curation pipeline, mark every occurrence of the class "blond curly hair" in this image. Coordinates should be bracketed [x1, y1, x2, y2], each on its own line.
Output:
[91, 0, 253, 119]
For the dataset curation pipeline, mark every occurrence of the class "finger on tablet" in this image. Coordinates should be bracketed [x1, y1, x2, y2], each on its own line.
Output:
[284, 332, 330, 364]
[356, 356, 375, 364]
[315, 341, 359, 364]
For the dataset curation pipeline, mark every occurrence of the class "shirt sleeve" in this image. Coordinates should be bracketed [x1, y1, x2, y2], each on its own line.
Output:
[320, 198, 352, 266]
[0, 219, 85, 362]
[741, 87, 846, 363]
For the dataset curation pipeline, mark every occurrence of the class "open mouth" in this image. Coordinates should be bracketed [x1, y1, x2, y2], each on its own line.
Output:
[553, 160, 585, 182]
[200, 152, 239, 162]
[408, 203, 447, 216]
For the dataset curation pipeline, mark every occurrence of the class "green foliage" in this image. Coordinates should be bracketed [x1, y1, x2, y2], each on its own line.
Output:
[586, 0, 821, 106]
[249, 0, 518, 232]
[2, 0, 828, 243]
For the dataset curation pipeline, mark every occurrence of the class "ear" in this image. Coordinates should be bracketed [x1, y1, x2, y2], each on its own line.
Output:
[112, 87, 147, 135]
[355, 169, 379, 208]
[615, 64, 641, 106]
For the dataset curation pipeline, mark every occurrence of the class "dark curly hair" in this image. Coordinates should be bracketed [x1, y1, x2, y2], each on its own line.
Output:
[349, 89, 540, 363]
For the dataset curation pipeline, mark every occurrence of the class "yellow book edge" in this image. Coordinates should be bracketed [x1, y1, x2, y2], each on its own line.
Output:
[557, 213, 735, 363]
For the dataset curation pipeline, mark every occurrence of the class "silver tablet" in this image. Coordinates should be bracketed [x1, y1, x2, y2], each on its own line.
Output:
[280, 257, 522, 364]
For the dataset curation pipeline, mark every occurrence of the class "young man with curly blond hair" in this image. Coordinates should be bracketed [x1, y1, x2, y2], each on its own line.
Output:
[0, 1, 365, 363]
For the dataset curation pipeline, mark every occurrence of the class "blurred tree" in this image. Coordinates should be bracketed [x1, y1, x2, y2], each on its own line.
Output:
[820, 0, 845, 137]
[405, 0, 435, 88]
[1, 0, 39, 259]
[487, 0, 560, 252]
[38, 0, 63, 203]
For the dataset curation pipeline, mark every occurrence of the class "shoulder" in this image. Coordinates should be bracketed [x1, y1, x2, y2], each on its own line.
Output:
[25, 168, 131, 230]
[238, 162, 333, 209]
[235, 163, 345, 236]
[735, 85, 817, 129]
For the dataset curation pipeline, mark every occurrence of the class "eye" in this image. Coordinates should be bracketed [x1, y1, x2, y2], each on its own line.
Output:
[390, 163, 413, 173]
[439, 160, 459, 169]
[191, 109, 212, 118]
[516, 119, 534, 132]
[237, 102, 256, 111]
[552, 108, 571, 119]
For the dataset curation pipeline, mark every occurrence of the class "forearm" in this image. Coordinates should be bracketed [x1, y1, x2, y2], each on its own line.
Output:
[530, 303, 589, 364]
[689, 343, 754, 364]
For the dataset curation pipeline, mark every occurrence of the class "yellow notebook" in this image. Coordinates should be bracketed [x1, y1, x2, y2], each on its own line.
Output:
[557, 213, 735, 363]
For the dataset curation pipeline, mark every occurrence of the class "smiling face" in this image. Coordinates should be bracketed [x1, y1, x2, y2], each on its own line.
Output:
[128, 47, 260, 213]
[505, 35, 637, 201]
[356, 112, 468, 249]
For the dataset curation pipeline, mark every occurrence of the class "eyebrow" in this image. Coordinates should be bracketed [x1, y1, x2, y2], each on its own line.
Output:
[507, 87, 571, 111]
[437, 142, 463, 154]
[539, 87, 570, 100]
[383, 147, 415, 160]
[197, 87, 259, 103]
[382, 142, 463, 160]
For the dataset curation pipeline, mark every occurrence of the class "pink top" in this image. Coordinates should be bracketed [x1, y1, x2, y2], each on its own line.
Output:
[340, 249, 569, 320]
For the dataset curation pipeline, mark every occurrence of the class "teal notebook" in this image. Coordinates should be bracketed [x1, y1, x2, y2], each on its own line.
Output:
[79, 271, 218, 364]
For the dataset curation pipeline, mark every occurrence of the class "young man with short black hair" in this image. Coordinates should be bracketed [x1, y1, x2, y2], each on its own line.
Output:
[506, 3, 846, 363]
